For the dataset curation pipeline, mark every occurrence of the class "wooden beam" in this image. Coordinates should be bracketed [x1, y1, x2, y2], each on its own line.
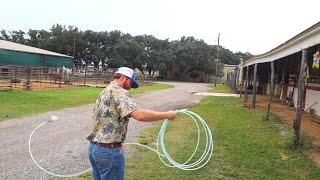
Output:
[266, 61, 274, 120]
[280, 66, 286, 104]
[252, 63, 257, 109]
[240, 68, 244, 98]
[293, 49, 308, 147]
[244, 66, 249, 105]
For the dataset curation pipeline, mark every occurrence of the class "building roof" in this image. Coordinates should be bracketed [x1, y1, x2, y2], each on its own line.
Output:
[224, 64, 237, 67]
[0, 40, 72, 58]
[239, 21, 320, 67]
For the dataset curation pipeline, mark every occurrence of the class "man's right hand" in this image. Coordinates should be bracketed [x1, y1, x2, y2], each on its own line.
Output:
[167, 110, 177, 121]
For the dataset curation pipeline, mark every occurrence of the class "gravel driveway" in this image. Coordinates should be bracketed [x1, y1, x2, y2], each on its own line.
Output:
[0, 82, 210, 180]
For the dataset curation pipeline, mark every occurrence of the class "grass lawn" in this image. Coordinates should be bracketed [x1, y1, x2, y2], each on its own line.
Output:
[123, 96, 320, 179]
[208, 84, 231, 93]
[0, 83, 173, 122]
[70, 84, 320, 179]
[9, 83, 316, 179]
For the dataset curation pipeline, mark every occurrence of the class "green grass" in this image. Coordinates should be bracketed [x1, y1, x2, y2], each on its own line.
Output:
[208, 84, 231, 93]
[26, 83, 319, 179]
[69, 95, 320, 180]
[0, 83, 173, 122]
[123, 97, 320, 179]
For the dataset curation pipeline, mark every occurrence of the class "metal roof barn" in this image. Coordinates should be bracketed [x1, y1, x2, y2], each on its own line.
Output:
[0, 40, 73, 68]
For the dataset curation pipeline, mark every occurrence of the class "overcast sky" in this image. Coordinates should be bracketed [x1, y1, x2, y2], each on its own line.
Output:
[0, 0, 319, 55]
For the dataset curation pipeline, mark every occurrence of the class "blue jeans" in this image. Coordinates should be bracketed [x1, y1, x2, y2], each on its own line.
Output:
[89, 142, 125, 180]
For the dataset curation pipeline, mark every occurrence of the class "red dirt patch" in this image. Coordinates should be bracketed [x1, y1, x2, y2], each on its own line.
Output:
[10, 80, 107, 90]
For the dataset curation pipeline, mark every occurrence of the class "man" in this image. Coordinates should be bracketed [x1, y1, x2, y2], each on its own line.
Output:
[87, 67, 177, 180]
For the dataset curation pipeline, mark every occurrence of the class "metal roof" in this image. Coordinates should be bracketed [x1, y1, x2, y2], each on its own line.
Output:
[239, 21, 320, 67]
[0, 40, 72, 58]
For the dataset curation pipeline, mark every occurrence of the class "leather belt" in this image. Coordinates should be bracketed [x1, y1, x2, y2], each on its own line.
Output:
[92, 142, 122, 148]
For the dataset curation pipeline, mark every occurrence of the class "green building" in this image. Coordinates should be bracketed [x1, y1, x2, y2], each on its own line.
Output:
[0, 40, 73, 68]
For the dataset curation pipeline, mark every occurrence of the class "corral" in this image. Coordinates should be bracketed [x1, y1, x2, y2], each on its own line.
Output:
[0, 40, 157, 91]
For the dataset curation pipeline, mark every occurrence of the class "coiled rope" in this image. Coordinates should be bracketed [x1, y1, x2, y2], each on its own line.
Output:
[29, 109, 214, 177]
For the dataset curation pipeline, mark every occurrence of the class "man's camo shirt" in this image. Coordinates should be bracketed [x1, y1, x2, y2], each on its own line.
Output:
[87, 81, 138, 143]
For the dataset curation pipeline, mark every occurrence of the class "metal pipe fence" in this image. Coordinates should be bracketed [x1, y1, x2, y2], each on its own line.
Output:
[0, 65, 115, 90]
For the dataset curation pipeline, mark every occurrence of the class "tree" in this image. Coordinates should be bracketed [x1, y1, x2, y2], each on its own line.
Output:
[49, 24, 75, 55]
[234, 51, 254, 63]
[0, 30, 11, 40]
[133, 35, 174, 75]
[0, 24, 254, 82]
[110, 38, 143, 69]
[218, 47, 236, 65]
[37, 30, 51, 50]
[9, 30, 26, 44]
[27, 29, 39, 47]
[169, 36, 213, 80]
[80, 30, 101, 67]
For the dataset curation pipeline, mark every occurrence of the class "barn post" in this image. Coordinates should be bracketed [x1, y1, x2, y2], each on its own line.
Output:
[240, 68, 244, 98]
[266, 61, 275, 120]
[293, 49, 308, 147]
[280, 68, 285, 104]
[252, 63, 258, 109]
[244, 66, 249, 105]
[14, 65, 17, 88]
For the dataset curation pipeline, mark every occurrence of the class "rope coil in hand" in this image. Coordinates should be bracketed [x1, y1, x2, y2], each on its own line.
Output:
[29, 109, 214, 177]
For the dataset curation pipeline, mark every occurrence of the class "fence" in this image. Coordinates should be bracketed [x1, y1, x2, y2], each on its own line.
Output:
[0, 65, 12, 91]
[0, 65, 115, 90]
[0, 65, 157, 90]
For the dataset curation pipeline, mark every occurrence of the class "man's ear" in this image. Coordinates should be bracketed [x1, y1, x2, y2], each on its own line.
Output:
[120, 75, 127, 82]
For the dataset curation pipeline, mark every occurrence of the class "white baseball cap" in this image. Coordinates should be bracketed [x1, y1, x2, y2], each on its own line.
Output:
[115, 67, 139, 88]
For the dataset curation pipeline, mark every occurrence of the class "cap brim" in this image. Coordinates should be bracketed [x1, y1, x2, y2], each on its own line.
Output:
[131, 81, 139, 88]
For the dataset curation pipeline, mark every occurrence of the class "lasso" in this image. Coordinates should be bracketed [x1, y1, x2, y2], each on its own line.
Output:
[29, 109, 214, 177]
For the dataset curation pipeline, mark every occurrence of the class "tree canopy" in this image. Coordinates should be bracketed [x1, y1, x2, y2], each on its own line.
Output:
[0, 24, 253, 80]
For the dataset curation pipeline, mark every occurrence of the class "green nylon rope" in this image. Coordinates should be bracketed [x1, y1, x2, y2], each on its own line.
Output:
[29, 109, 214, 177]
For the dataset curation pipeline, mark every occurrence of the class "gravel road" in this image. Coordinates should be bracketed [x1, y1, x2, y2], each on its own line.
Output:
[0, 82, 210, 180]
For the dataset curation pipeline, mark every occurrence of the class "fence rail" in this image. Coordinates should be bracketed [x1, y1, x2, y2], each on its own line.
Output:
[0, 65, 157, 90]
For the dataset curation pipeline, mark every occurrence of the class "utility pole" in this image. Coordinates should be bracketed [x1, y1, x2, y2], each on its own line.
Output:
[72, 35, 76, 73]
[215, 33, 220, 86]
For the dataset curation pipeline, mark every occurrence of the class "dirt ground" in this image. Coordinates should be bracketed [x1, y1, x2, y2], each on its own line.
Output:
[9, 80, 108, 90]
[246, 94, 320, 166]
[8, 79, 152, 90]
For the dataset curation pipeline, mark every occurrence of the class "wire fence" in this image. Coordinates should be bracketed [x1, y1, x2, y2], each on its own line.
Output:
[0, 65, 157, 91]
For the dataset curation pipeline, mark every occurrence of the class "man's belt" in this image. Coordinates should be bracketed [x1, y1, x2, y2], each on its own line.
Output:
[92, 142, 122, 148]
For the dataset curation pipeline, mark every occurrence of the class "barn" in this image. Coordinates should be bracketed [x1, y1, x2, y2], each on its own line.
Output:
[0, 40, 73, 90]
[229, 21, 320, 116]
[226, 21, 320, 144]
[0, 40, 73, 68]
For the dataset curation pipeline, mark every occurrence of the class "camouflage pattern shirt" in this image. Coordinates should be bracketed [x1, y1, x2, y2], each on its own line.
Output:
[86, 81, 138, 143]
